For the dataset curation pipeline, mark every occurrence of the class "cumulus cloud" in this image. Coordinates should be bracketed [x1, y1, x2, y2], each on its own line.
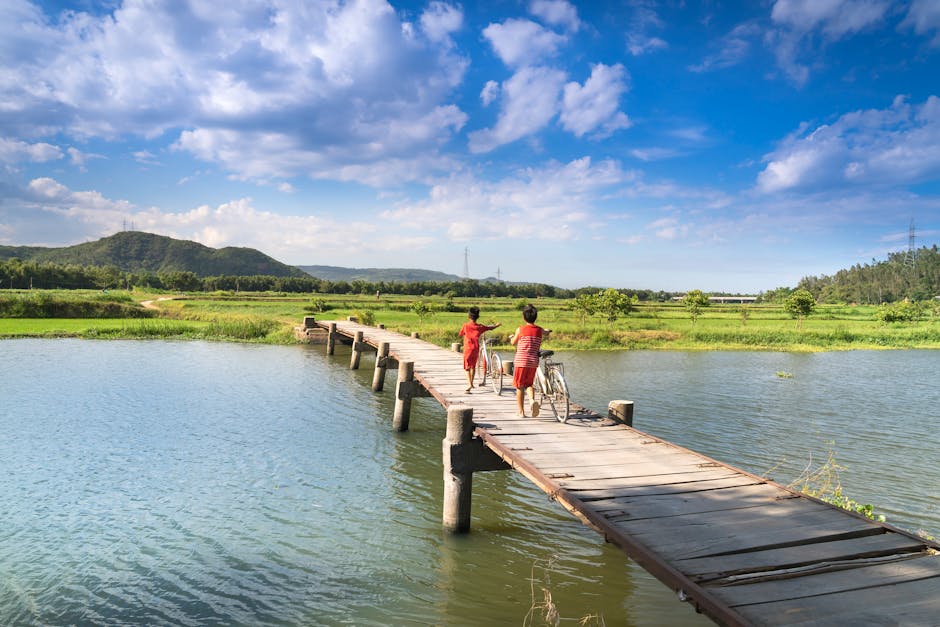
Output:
[420, 1, 463, 43]
[13, 177, 381, 262]
[0, 0, 469, 186]
[482, 18, 567, 68]
[468, 66, 566, 153]
[0, 138, 62, 165]
[756, 95, 940, 194]
[480, 80, 500, 106]
[560, 64, 631, 138]
[529, 0, 580, 32]
[383, 156, 632, 241]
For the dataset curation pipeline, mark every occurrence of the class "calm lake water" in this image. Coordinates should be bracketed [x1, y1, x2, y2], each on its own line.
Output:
[1, 339, 937, 626]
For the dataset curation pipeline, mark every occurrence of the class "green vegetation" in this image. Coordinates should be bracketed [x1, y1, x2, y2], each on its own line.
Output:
[3, 289, 939, 350]
[797, 244, 940, 304]
[788, 446, 886, 523]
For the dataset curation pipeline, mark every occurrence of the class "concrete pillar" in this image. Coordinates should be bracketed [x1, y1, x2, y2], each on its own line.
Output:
[302, 316, 316, 328]
[443, 405, 474, 533]
[450, 342, 461, 352]
[411, 332, 420, 339]
[326, 322, 337, 355]
[372, 342, 390, 392]
[350, 330, 364, 369]
[608, 400, 634, 427]
[393, 361, 414, 432]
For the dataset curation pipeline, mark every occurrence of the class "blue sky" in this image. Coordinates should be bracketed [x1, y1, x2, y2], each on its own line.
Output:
[1, 0, 939, 292]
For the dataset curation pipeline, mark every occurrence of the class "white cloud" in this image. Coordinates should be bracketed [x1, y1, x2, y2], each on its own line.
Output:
[480, 80, 500, 106]
[625, 6, 667, 56]
[383, 157, 633, 241]
[529, 0, 580, 32]
[689, 23, 760, 72]
[770, 0, 889, 38]
[468, 66, 566, 153]
[648, 216, 687, 240]
[903, 0, 940, 47]
[560, 63, 631, 138]
[0, 138, 62, 164]
[420, 1, 463, 44]
[0, 0, 469, 186]
[757, 95, 940, 194]
[768, 0, 890, 85]
[482, 18, 567, 68]
[15, 177, 380, 263]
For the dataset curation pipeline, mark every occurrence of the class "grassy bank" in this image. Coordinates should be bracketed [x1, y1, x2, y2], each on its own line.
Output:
[2, 289, 939, 349]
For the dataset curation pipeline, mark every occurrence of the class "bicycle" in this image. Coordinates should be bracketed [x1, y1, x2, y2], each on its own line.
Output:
[533, 349, 570, 422]
[476, 332, 504, 395]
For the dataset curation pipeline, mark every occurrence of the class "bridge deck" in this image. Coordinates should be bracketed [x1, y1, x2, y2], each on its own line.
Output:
[313, 319, 940, 626]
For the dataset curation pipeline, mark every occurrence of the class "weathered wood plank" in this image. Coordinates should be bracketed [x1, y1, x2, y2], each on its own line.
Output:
[713, 554, 940, 608]
[680, 532, 929, 581]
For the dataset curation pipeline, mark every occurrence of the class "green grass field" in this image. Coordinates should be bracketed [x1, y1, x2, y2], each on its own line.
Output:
[2, 289, 939, 350]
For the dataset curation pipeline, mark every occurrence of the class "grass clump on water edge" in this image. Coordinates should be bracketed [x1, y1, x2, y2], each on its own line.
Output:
[82, 317, 284, 342]
[524, 557, 606, 627]
[787, 445, 886, 523]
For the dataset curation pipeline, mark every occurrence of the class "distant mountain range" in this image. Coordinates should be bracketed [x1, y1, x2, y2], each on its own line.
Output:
[0, 232, 490, 283]
[296, 265, 468, 283]
[0, 231, 307, 277]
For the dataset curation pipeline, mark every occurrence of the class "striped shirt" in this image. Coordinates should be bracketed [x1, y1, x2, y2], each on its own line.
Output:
[513, 323, 543, 368]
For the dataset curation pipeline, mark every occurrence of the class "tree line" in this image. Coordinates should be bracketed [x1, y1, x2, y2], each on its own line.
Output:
[1, 258, 687, 300]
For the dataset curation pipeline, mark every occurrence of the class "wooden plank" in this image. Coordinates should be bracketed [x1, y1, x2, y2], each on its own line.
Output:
[731, 574, 940, 626]
[680, 532, 929, 581]
[588, 482, 787, 519]
[571, 475, 766, 501]
[712, 554, 940, 608]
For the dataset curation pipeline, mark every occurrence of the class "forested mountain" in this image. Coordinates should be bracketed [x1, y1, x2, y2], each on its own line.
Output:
[798, 245, 940, 303]
[297, 265, 465, 283]
[0, 231, 307, 278]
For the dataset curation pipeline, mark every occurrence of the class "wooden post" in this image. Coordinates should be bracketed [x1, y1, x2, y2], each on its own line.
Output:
[393, 361, 414, 431]
[372, 342, 390, 392]
[302, 316, 316, 328]
[350, 331, 364, 369]
[608, 400, 634, 427]
[443, 405, 474, 533]
[411, 332, 420, 339]
[326, 322, 337, 355]
[378, 324, 386, 329]
[450, 342, 461, 352]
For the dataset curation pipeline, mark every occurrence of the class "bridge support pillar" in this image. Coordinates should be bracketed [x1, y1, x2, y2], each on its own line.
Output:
[608, 400, 634, 427]
[326, 323, 338, 355]
[443, 406, 474, 533]
[372, 342, 390, 391]
[393, 361, 414, 431]
[350, 331, 364, 369]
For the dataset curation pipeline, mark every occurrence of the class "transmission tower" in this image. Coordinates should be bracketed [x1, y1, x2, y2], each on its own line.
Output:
[463, 247, 470, 278]
[906, 219, 917, 268]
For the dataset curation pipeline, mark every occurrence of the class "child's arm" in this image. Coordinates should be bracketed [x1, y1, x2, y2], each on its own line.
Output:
[509, 327, 521, 345]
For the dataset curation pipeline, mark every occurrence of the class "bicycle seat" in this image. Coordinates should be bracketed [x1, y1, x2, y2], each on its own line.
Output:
[538, 349, 554, 358]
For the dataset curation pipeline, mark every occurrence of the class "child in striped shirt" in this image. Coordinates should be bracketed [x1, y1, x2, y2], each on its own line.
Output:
[509, 304, 549, 417]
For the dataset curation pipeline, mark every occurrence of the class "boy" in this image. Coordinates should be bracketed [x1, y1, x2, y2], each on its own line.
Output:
[459, 306, 501, 393]
[509, 304, 548, 417]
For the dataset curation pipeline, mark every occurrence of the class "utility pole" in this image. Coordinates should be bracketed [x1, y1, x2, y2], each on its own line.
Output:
[463, 247, 470, 279]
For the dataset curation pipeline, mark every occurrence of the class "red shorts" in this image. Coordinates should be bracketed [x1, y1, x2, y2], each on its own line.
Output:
[513, 366, 536, 389]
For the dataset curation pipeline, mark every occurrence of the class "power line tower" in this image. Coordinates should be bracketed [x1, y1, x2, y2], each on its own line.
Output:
[906, 219, 917, 268]
[463, 247, 470, 278]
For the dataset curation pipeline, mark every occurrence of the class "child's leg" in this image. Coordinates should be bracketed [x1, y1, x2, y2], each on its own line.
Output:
[465, 368, 474, 392]
[516, 386, 526, 415]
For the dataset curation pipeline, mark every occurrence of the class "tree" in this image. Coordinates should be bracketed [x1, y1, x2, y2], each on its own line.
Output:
[594, 288, 637, 323]
[784, 288, 816, 329]
[568, 293, 597, 324]
[682, 290, 710, 324]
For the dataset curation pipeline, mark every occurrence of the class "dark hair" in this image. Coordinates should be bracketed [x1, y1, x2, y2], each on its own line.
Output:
[522, 304, 538, 323]
[468, 306, 480, 321]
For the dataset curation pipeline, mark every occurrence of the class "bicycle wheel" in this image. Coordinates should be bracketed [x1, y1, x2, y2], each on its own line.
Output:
[476, 346, 489, 387]
[490, 353, 503, 395]
[547, 367, 570, 423]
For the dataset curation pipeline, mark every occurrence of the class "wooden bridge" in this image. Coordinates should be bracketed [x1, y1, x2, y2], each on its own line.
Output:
[298, 317, 940, 626]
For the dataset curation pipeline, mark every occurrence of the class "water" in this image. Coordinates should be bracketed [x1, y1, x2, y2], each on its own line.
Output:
[1, 340, 937, 626]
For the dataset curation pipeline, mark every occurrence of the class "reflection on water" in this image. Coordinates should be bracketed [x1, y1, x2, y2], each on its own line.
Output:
[1, 340, 936, 626]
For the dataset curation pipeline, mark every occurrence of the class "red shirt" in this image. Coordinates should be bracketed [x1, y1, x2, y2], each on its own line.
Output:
[512, 323, 543, 368]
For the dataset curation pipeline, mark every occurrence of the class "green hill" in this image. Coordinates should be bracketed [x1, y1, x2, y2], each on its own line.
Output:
[0, 231, 307, 277]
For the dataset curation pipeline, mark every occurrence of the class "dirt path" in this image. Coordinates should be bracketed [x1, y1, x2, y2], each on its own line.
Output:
[140, 296, 176, 310]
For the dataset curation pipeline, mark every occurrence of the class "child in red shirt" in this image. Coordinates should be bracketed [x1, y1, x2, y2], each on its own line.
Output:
[509, 304, 549, 416]
[459, 306, 501, 393]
